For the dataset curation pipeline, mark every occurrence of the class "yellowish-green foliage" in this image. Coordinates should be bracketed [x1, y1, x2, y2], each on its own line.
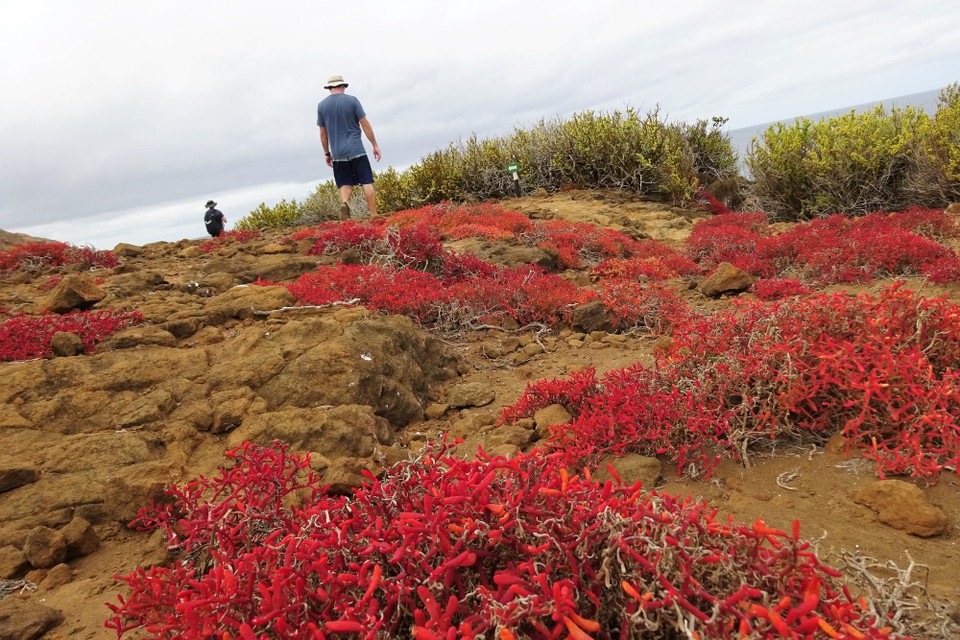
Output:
[375, 167, 418, 213]
[299, 181, 370, 223]
[235, 198, 301, 231]
[357, 106, 738, 212]
[238, 90, 954, 226]
[747, 86, 960, 219]
[933, 83, 960, 182]
[910, 83, 960, 201]
[684, 116, 740, 184]
[407, 147, 465, 204]
[251, 107, 736, 220]
[299, 181, 343, 222]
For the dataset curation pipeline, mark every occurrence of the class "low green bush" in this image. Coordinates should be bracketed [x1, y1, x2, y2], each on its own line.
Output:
[747, 83, 960, 220]
[234, 198, 301, 231]
[363, 106, 739, 212]
[907, 83, 960, 204]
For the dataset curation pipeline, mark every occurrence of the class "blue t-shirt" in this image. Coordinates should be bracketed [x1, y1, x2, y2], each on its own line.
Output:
[317, 93, 367, 161]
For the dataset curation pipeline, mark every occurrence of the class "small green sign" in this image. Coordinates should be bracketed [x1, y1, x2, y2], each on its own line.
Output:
[506, 162, 520, 173]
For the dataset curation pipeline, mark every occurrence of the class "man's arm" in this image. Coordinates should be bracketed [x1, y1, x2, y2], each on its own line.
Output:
[319, 127, 332, 167]
[358, 117, 381, 162]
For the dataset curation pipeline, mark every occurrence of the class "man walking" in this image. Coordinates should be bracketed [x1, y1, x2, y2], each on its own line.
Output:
[317, 74, 381, 218]
[203, 200, 226, 237]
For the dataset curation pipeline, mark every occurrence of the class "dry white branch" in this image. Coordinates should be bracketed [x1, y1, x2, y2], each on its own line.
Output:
[832, 549, 959, 638]
[776, 468, 800, 491]
[0, 579, 36, 598]
[251, 300, 363, 316]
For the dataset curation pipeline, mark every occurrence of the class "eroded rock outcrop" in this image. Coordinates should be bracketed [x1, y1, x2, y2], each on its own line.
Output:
[0, 303, 458, 546]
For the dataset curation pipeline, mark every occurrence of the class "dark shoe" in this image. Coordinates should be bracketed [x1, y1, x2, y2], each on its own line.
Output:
[339, 203, 351, 220]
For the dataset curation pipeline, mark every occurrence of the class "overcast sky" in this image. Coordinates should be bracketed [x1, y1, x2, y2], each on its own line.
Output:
[2, 1, 959, 248]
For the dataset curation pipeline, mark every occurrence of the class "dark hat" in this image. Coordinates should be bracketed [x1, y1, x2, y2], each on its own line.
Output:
[205, 200, 217, 208]
[324, 74, 348, 89]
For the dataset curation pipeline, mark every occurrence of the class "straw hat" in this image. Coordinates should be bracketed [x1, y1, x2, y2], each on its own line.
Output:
[324, 74, 348, 89]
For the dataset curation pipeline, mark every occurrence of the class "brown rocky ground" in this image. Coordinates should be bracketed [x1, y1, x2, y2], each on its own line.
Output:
[0, 190, 958, 638]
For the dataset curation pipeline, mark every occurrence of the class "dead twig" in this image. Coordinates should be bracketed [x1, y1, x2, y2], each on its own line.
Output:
[0, 579, 37, 598]
[776, 468, 800, 491]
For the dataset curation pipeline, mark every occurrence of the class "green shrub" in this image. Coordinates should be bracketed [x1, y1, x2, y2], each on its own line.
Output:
[335, 107, 739, 212]
[907, 83, 960, 203]
[406, 146, 465, 204]
[298, 181, 367, 223]
[235, 198, 301, 231]
[374, 167, 418, 213]
[683, 116, 740, 185]
[747, 87, 960, 220]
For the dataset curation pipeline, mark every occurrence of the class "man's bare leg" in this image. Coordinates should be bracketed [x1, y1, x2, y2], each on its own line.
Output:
[362, 183, 377, 217]
[339, 185, 353, 219]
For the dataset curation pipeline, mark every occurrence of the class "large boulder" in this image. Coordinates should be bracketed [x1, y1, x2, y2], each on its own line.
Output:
[36, 274, 105, 313]
[854, 480, 948, 537]
[249, 313, 458, 426]
[226, 404, 385, 459]
[22, 526, 66, 569]
[572, 300, 615, 333]
[0, 597, 63, 640]
[699, 262, 754, 298]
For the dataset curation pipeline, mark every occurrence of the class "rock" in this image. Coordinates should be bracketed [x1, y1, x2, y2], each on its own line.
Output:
[478, 337, 520, 358]
[424, 403, 449, 420]
[226, 405, 380, 460]
[103, 474, 172, 526]
[572, 300, 615, 333]
[854, 480, 948, 537]
[0, 229, 50, 252]
[136, 529, 175, 569]
[0, 465, 39, 493]
[60, 516, 99, 558]
[0, 545, 28, 578]
[210, 387, 267, 434]
[322, 458, 374, 495]
[601, 334, 627, 344]
[179, 246, 204, 258]
[24, 568, 47, 585]
[39, 562, 73, 589]
[255, 243, 295, 255]
[0, 405, 32, 429]
[105, 325, 178, 349]
[446, 382, 495, 409]
[49, 332, 85, 357]
[651, 335, 675, 355]
[249, 315, 456, 426]
[448, 415, 481, 439]
[520, 342, 544, 358]
[22, 526, 67, 569]
[594, 454, 662, 488]
[242, 255, 320, 284]
[161, 317, 202, 339]
[444, 238, 558, 270]
[112, 242, 144, 257]
[700, 262, 754, 298]
[945, 203, 960, 215]
[533, 404, 573, 440]
[203, 285, 296, 324]
[0, 597, 64, 640]
[37, 274, 105, 313]
[483, 425, 534, 450]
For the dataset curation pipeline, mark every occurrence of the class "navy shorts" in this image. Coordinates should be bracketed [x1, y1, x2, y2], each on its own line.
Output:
[332, 155, 374, 187]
